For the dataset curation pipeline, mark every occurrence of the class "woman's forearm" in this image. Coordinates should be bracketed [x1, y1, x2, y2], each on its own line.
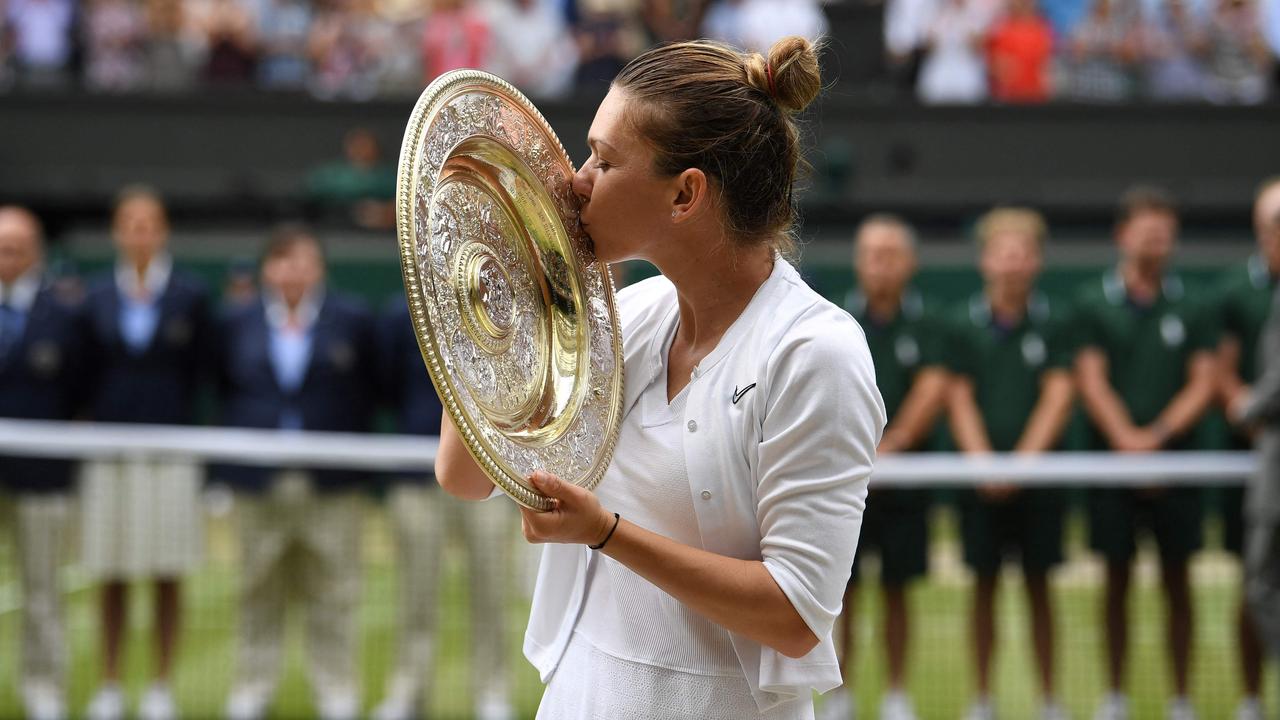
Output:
[436, 413, 497, 500]
[602, 519, 819, 658]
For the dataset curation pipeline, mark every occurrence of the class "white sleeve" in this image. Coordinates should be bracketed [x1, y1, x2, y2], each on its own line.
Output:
[755, 312, 885, 644]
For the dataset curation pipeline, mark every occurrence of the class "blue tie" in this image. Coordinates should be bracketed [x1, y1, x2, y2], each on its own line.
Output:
[0, 302, 22, 364]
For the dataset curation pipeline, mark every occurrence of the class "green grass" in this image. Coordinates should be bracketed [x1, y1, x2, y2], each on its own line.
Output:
[0, 508, 1274, 719]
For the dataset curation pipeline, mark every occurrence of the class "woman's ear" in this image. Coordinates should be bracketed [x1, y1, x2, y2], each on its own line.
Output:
[671, 168, 709, 223]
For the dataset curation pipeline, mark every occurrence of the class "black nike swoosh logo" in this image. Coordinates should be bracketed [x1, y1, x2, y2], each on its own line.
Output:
[732, 383, 756, 405]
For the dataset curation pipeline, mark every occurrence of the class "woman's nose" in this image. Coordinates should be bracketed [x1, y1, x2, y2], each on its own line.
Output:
[571, 165, 592, 204]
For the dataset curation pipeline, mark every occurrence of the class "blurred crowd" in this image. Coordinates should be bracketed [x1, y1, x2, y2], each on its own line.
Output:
[893, 0, 1279, 103]
[0, 0, 1275, 102]
[0, 0, 826, 99]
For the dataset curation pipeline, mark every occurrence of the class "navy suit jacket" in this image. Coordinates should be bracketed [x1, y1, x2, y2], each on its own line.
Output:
[216, 292, 378, 492]
[378, 298, 444, 485]
[0, 283, 89, 493]
[84, 270, 212, 425]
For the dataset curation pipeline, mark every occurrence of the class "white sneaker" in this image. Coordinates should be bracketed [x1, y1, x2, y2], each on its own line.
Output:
[964, 699, 996, 720]
[476, 689, 514, 720]
[22, 684, 66, 720]
[817, 688, 854, 720]
[1041, 700, 1068, 720]
[1168, 697, 1197, 720]
[316, 691, 359, 720]
[224, 686, 269, 720]
[1235, 698, 1264, 720]
[139, 684, 177, 720]
[1094, 693, 1129, 720]
[881, 690, 918, 720]
[86, 685, 126, 720]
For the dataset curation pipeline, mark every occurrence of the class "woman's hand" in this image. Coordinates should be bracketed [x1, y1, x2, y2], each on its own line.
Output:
[519, 471, 615, 546]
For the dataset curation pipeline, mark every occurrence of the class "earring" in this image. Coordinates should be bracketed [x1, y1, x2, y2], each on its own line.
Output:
[671, 211, 677, 218]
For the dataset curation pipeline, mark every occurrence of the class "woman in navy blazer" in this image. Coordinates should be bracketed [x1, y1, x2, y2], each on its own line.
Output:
[80, 188, 211, 720]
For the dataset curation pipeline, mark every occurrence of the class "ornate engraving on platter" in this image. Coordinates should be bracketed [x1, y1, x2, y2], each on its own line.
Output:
[396, 70, 624, 511]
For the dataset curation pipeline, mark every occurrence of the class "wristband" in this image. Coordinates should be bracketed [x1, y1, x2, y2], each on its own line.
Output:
[589, 512, 621, 550]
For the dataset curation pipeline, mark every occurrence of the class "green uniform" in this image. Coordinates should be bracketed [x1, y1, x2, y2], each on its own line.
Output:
[1074, 269, 1216, 563]
[845, 289, 941, 584]
[1215, 255, 1277, 553]
[948, 292, 1071, 576]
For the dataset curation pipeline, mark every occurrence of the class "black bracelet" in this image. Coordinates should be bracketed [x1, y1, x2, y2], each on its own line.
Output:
[589, 512, 621, 550]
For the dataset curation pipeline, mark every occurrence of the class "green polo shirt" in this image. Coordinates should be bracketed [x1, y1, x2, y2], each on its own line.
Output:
[947, 292, 1073, 452]
[1217, 254, 1277, 384]
[845, 289, 944, 428]
[1073, 269, 1215, 448]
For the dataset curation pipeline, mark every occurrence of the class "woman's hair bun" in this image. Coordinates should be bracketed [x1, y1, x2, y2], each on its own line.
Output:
[745, 35, 821, 114]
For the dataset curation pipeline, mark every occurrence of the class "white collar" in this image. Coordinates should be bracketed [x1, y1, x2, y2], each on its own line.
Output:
[968, 290, 1050, 326]
[1248, 253, 1275, 290]
[115, 253, 173, 300]
[844, 286, 924, 322]
[0, 267, 43, 313]
[264, 288, 325, 331]
[1102, 266, 1184, 306]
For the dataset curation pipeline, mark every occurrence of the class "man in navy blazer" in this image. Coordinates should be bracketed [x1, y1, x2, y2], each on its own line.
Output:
[369, 297, 516, 720]
[80, 187, 212, 720]
[0, 206, 87, 720]
[218, 225, 377, 720]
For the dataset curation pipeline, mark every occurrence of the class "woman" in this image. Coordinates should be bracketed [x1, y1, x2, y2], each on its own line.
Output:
[82, 187, 210, 720]
[438, 37, 885, 719]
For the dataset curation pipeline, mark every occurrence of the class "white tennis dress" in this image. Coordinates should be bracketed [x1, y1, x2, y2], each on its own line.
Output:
[535, 316, 813, 720]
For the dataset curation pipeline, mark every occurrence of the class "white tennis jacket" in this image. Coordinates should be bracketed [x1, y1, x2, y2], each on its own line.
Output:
[522, 258, 886, 711]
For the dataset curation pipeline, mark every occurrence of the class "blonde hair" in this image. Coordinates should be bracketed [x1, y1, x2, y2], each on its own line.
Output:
[613, 36, 822, 255]
[975, 207, 1048, 251]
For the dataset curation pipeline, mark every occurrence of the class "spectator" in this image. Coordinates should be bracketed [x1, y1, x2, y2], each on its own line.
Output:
[573, 0, 646, 87]
[81, 186, 212, 720]
[1062, 0, 1138, 101]
[304, 127, 397, 230]
[0, 0, 15, 88]
[306, 0, 381, 100]
[883, 0, 938, 91]
[374, 14, 425, 96]
[485, 0, 578, 99]
[218, 225, 378, 720]
[255, 0, 311, 90]
[1137, 0, 1208, 101]
[370, 298, 517, 720]
[6, 0, 75, 88]
[1216, 176, 1280, 720]
[200, 0, 256, 85]
[736, 0, 827, 56]
[643, 0, 707, 43]
[917, 0, 989, 103]
[421, 0, 489, 83]
[947, 208, 1073, 720]
[986, 0, 1056, 103]
[144, 0, 203, 92]
[83, 0, 149, 92]
[824, 216, 949, 720]
[1264, 0, 1280, 90]
[0, 206, 87, 720]
[1201, 0, 1271, 103]
[1074, 186, 1216, 720]
[699, 0, 746, 49]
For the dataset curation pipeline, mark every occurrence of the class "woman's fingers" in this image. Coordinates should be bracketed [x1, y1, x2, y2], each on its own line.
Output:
[521, 470, 607, 545]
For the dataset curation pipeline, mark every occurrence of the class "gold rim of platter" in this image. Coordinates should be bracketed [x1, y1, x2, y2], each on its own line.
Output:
[396, 69, 625, 511]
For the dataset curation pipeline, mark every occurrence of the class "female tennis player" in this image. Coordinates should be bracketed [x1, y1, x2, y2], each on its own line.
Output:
[438, 35, 886, 720]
